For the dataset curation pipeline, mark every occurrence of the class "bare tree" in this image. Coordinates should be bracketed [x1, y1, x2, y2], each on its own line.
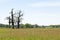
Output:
[17, 10, 23, 28]
[6, 9, 23, 29]
[14, 10, 23, 28]
[11, 9, 14, 29]
[6, 16, 12, 28]
[9, 16, 10, 28]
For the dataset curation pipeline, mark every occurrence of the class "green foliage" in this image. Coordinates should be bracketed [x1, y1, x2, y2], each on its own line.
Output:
[49, 25, 60, 28]
[24, 23, 31, 28]
[20, 24, 24, 28]
[34, 24, 40, 28]
[0, 23, 60, 28]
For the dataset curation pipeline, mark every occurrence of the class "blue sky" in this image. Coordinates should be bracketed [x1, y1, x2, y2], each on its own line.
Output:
[0, 0, 60, 25]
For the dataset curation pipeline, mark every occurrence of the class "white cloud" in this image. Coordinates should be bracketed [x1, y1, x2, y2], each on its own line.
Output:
[29, 2, 60, 7]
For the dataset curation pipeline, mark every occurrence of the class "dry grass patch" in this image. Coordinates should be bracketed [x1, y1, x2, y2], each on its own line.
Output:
[0, 28, 60, 40]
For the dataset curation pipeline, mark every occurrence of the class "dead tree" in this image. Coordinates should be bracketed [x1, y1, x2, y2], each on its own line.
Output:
[6, 9, 23, 29]
[17, 10, 23, 28]
[9, 16, 10, 28]
[11, 9, 14, 29]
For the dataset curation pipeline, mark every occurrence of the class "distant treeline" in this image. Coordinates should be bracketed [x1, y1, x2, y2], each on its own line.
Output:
[0, 23, 60, 28]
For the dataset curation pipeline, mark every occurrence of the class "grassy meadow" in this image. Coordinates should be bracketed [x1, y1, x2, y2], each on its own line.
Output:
[0, 28, 60, 40]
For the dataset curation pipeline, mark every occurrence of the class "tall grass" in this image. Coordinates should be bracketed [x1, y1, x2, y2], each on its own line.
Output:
[0, 28, 60, 40]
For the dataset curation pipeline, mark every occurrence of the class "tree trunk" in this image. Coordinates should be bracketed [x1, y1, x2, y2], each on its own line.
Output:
[9, 16, 10, 28]
[11, 9, 14, 29]
[17, 17, 20, 28]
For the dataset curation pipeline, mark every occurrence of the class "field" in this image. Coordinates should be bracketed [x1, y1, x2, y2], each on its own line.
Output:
[0, 28, 60, 40]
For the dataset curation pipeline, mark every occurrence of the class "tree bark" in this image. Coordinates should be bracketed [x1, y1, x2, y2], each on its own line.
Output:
[11, 9, 14, 29]
[9, 16, 10, 28]
[17, 17, 20, 28]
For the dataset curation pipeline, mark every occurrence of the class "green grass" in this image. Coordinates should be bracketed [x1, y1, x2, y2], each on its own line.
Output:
[0, 28, 60, 40]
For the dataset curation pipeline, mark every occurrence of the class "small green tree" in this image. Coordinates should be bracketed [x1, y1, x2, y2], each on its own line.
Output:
[34, 24, 39, 28]
[24, 23, 31, 28]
